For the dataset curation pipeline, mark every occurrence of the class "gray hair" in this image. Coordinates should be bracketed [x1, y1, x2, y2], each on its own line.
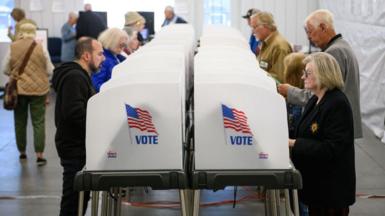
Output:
[251, 11, 277, 31]
[305, 9, 335, 30]
[98, 28, 128, 50]
[165, 6, 174, 13]
[68, 11, 78, 19]
[303, 52, 344, 90]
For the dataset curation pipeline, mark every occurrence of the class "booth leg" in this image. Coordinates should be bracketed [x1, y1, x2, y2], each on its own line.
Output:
[116, 188, 123, 216]
[292, 189, 300, 216]
[269, 190, 278, 216]
[188, 189, 195, 214]
[264, 188, 269, 216]
[284, 189, 291, 216]
[101, 191, 108, 216]
[107, 190, 113, 215]
[179, 189, 188, 216]
[111, 187, 120, 216]
[275, 190, 281, 216]
[91, 191, 99, 216]
[78, 191, 84, 216]
[192, 190, 200, 216]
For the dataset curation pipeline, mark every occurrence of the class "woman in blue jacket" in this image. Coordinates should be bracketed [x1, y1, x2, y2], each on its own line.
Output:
[91, 28, 128, 92]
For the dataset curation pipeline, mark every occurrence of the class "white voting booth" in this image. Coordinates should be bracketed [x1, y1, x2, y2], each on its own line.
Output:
[190, 26, 301, 216]
[75, 24, 196, 216]
[194, 52, 289, 169]
[85, 25, 195, 171]
[75, 25, 301, 216]
[86, 72, 183, 170]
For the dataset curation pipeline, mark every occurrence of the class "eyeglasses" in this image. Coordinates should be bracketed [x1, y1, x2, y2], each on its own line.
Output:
[119, 43, 127, 49]
[252, 23, 264, 29]
[302, 69, 313, 78]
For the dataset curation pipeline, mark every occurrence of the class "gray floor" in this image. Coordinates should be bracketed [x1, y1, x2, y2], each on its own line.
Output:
[0, 93, 385, 216]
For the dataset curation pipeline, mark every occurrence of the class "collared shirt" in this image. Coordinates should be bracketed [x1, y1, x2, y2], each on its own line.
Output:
[258, 31, 292, 83]
[322, 34, 342, 51]
[162, 16, 177, 27]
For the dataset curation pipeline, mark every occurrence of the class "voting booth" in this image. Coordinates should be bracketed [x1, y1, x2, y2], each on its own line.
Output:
[74, 25, 301, 216]
[74, 24, 195, 216]
[190, 26, 302, 216]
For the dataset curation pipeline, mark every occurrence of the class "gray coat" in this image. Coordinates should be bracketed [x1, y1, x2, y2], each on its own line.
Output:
[61, 23, 76, 62]
[287, 35, 362, 138]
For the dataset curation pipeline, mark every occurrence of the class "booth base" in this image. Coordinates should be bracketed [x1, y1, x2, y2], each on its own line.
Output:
[74, 170, 187, 191]
[74, 170, 189, 216]
[189, 169, 302, 216]
[192, 169, 302, 190]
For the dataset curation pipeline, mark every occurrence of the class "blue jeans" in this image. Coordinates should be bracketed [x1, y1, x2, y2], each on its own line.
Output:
[300, 202, 309, 216]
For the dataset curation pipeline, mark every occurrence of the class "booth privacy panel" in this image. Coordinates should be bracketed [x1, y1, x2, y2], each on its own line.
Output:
[194, 82, 290, 170]
[86, 84, 183, 171]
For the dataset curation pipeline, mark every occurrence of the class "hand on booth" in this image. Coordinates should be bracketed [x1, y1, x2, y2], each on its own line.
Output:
[289, 139, 296, 147]
[277, 83, 292, 97]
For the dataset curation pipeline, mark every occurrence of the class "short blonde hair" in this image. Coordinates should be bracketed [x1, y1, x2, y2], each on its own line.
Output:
[251, 11, 277, 31]
[18, 23, 36, 39]
[98, 28, 128, 50]
[284, 52, 305, 89]
[303, 52, 344, 90]
[305, 9, 335, 30]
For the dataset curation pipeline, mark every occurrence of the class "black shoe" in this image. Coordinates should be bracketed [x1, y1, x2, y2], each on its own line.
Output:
[36, 158, 47, 166]
[19, 154, 27, 160]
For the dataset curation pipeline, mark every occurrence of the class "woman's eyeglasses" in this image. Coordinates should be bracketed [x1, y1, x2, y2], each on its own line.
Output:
[119, 43, 127, 49]
[302, 69, 313, 78]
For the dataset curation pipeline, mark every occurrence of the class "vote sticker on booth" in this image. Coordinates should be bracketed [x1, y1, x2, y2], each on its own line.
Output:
[222, 104, 254, 146]
[125, 104, 159, 145]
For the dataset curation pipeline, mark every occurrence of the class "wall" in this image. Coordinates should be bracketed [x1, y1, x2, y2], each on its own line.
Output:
[13, 0, 318, 45]
[239, 0, 318, 46]
[179, 0, 318, 46]
[15, 0, 83, 38]
[0, 42, 10, 86]
[320, 0, 385, 143]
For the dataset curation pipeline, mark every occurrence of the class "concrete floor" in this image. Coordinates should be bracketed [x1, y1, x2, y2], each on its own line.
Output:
[0, 93, 385, 216]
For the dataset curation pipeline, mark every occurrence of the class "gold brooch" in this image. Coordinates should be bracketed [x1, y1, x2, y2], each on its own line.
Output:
[311, 122, 318, 134]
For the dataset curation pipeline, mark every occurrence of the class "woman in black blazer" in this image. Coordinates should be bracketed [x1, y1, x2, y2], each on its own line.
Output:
[289, 52, 356, 216]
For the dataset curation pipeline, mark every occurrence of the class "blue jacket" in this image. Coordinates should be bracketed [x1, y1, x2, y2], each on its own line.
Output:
[249, 34, 260, 55]
[91, 49, 126, 92]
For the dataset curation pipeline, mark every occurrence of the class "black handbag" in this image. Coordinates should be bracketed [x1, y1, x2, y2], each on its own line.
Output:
[3, 41, 37, 110]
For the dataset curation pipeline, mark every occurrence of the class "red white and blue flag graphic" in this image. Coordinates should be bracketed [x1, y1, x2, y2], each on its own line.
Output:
[222, 104, 252, 134]
[222, 104, 253, 146]
[125, 104, 158, 135]
[125, 104, 159, 145]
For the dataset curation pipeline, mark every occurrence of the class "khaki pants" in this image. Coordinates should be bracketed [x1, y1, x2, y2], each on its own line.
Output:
[14, 95, 46, 153]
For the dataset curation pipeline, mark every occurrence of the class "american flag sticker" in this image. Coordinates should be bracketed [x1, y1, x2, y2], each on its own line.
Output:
[125, 104, 159, 145]
[222, 104, 254, 146]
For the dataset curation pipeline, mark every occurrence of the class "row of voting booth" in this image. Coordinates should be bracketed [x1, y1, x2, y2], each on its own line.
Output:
[74, 24, 302, 216]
